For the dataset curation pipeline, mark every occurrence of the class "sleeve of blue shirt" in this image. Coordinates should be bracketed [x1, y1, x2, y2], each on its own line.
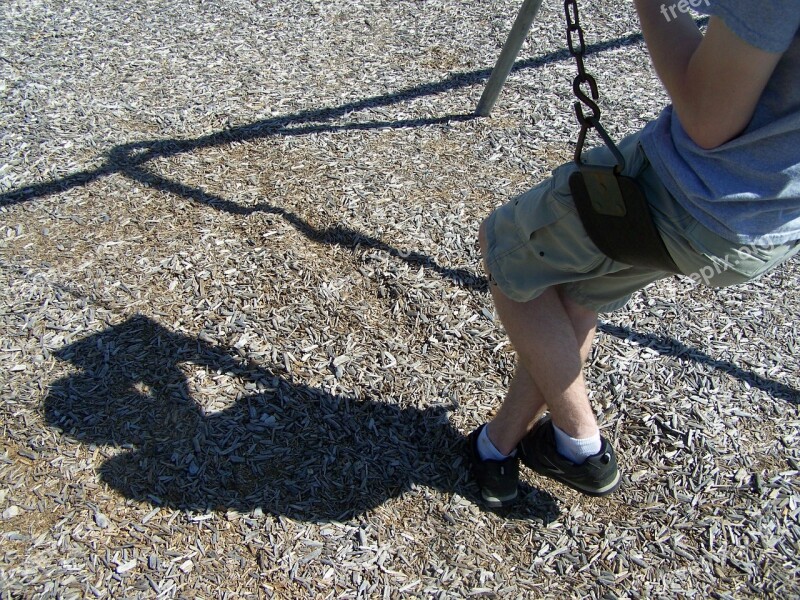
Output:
[700, 0, 800, 53]
[640, 0, 800, 245]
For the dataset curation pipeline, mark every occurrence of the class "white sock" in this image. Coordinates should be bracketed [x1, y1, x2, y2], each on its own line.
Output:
[477, 425, 517, 461]
[552, 423, 601, 464]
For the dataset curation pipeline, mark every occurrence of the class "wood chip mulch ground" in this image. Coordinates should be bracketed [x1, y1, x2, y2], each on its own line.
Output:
[1, 1, 798, 598]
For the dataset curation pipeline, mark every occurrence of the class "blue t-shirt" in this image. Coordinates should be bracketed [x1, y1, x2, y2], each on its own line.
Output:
[640, 0, 800, 245]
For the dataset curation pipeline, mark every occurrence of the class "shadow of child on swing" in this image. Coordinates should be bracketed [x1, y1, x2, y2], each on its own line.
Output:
[43, 315, 559, 523]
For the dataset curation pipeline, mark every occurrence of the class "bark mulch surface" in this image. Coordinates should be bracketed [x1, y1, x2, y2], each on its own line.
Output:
[1, 1, 798, 598]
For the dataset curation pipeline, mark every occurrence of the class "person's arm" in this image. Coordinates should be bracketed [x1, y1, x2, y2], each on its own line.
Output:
[634, 0, 784, 149]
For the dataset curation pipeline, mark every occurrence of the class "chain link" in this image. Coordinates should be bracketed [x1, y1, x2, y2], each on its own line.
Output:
[564, 0, 625, 170]
[565, 0, 587, 74]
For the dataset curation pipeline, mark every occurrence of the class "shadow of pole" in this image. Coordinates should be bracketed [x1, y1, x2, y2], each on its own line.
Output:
[120, 158, 487, 291]
[599, 322, 800, 405]
[0, 29, 656, 290]
[0, 29, 656, 210]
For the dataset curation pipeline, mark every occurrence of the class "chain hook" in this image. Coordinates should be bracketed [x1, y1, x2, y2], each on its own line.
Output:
[573, 72, 600, 125]
[564, 0, 625, 173]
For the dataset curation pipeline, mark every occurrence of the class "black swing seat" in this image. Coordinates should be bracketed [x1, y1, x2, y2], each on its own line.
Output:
[569, 165, 680, 273]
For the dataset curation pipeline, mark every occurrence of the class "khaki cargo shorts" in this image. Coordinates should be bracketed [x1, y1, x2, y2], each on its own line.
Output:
[482, 131, 800, 312]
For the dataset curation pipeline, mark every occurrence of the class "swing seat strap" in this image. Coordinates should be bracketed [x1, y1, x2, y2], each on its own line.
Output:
[562, 0, 679, 273]
[568, 165, 679, 273]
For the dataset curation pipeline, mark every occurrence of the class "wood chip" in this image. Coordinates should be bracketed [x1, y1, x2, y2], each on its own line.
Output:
[1, 0, 798, 597]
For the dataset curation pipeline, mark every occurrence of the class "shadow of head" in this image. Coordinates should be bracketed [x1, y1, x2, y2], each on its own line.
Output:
[44, 315, 558, 522]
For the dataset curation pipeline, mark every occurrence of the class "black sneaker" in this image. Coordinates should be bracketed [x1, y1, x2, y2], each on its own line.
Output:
[467, 425, 519, 508]
[518, 416, 621, 497]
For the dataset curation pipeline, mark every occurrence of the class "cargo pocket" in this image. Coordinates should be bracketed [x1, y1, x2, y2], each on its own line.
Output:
[512, 176, 568, 242]
[517, 163, 608, 275]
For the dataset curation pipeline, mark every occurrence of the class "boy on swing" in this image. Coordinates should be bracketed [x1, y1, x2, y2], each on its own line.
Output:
[470, 0, 800, 506]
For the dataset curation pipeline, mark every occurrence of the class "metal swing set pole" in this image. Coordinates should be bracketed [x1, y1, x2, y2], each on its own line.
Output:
[476, 0, 545, 117]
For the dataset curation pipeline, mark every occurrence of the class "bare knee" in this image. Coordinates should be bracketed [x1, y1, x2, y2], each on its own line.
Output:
[559, 289, 598, 331]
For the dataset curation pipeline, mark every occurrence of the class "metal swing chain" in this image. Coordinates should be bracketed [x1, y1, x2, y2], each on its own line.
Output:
[564, 0, 626, 171]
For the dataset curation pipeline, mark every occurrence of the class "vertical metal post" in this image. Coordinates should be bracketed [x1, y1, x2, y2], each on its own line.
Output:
[476, 0, 545, 117]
